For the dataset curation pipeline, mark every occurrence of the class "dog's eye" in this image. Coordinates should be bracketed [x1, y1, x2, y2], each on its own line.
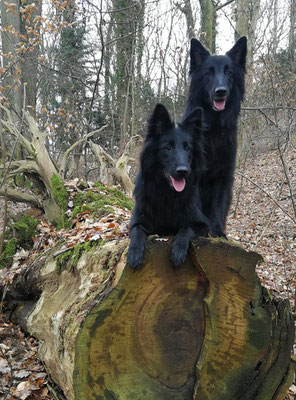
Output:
[185, 145, 191, 152]
[165, 145, 172, 151]
[227, 70, 232, 77]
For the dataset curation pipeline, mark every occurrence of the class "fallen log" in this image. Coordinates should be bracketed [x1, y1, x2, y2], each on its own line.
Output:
[4, 238, 295, 400]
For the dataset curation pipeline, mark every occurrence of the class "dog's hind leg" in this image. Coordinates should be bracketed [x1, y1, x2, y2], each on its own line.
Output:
[208, 179, 233, 237]
[127, 225, 147, 269]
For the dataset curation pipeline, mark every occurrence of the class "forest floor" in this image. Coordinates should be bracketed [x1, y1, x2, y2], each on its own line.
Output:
[0, 143, 295, 399]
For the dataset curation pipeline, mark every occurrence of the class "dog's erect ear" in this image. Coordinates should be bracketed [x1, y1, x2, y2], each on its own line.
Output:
[190, 38, 210, 73]
[182, 107, 205, 130]
[148, 104, 174, 137]
[227, 36, 247, 69]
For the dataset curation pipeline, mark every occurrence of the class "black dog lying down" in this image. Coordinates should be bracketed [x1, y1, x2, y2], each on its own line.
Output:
[127, 104, 209, 269]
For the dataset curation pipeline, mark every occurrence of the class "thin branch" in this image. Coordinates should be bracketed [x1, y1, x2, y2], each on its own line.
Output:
[277, 143, 296, 217]
[0, 101, 8, 258]
[235, 171, 296, 225]
[215, 0, 236, 12]
[242, 106, 296, 111]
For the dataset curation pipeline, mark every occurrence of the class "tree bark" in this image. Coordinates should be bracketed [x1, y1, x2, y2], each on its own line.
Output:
[1, 0, 22, 118]
[235, 0, 260, 68]
[289, 0, 296, 72]
[4, 238, 294, 400]
[199, 0, 216, 52]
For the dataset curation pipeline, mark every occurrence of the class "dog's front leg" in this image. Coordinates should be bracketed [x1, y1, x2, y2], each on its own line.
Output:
[171, 226, 195, 267]
[127, 225, 147, 269]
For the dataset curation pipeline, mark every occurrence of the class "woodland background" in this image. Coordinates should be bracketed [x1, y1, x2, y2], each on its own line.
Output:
[0, 0, 295, 399]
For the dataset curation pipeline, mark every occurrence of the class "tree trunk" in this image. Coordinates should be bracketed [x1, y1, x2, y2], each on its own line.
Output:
[199, 0, 216, 52]
[4, 238, 294, 400]
[1, 0, 22, 118]
[20, 0, 41, 115]
[288, 0, 296, 72]
[235, 0, 260, 68]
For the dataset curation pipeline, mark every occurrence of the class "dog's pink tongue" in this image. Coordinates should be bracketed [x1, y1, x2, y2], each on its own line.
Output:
[214, 99, 226, 111]
[170, 176, 185, 192]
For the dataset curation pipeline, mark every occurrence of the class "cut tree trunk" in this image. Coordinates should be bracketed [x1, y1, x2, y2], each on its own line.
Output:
[5, 238, 295, 400]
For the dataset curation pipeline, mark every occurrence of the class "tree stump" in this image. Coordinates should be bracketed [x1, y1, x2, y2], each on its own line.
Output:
[6, 238, 295, 400]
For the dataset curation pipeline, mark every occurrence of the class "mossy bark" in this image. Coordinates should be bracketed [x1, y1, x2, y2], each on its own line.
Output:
[4, 238, 294, 400]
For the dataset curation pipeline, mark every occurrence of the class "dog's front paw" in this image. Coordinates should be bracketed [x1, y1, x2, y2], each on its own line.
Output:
[127, 246, 144, 269]
[171, 241, 188, 267]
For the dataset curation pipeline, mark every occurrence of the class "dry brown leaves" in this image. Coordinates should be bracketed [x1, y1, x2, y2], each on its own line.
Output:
[0, 314, 53, 399]
[228, 146, 295, 311]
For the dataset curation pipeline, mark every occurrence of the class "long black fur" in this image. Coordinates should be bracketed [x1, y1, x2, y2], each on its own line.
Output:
[128, 104, 209, 269]
[183, 37, 247, 237]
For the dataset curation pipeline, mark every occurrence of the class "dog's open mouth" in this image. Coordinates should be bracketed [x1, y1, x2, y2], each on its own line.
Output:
[213, 99, 226, 111]
[170, 176, 185, 192]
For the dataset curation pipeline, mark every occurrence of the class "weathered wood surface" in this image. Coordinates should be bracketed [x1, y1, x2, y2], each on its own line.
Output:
[6, 238, 295, 400]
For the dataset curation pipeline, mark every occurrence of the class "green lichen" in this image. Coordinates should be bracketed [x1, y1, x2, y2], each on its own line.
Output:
[56, 239, 104, 272]
[13, 216, 38, 247]
[0, 238, 18, 269]
[30, 144, 37, 159]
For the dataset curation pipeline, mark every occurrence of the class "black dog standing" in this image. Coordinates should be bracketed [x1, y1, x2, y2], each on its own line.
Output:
[183, 37, 247, 237]
[128, 104, 209, 269]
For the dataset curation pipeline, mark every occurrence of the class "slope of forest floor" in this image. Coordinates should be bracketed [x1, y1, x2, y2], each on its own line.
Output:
[0, 142, 295, 399]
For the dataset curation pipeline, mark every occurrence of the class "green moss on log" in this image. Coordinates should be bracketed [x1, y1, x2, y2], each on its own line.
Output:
[0, 238, 18, 269]
[56, 239, 105, 272]
[72, 183, 133, 221]
[94, 182, 133, 210]
[13, 216, 38, 246]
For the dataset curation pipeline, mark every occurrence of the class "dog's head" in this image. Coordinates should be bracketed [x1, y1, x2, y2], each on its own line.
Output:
[143, 104, 204, 192]
[189, 37, 247, 112]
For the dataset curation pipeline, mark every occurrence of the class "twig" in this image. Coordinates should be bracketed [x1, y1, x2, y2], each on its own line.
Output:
[53, 248, 73, 258]
[277, 143, 296, 218]
[235, 171, 296, 224]
[233, 150, 249, 217]
[0, 339, 14, 400]
[0, 104, 9, 258]
[242, 106, 296, 111]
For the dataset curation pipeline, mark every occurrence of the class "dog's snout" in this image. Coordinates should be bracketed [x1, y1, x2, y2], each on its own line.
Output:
[215, 86, 228, 97]
[176, 165, 189, 177]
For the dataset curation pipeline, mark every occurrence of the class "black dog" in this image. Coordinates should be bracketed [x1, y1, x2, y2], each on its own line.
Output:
[127, 104, 209, 269]
[183, 37, 247, 237]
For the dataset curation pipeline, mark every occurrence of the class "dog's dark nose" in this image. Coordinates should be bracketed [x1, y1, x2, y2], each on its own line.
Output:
[215, 87, 228, 98]
[176, 166, 189, 177]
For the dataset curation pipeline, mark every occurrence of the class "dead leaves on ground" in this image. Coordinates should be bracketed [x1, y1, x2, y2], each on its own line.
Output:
[0, 314, 53, 399]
